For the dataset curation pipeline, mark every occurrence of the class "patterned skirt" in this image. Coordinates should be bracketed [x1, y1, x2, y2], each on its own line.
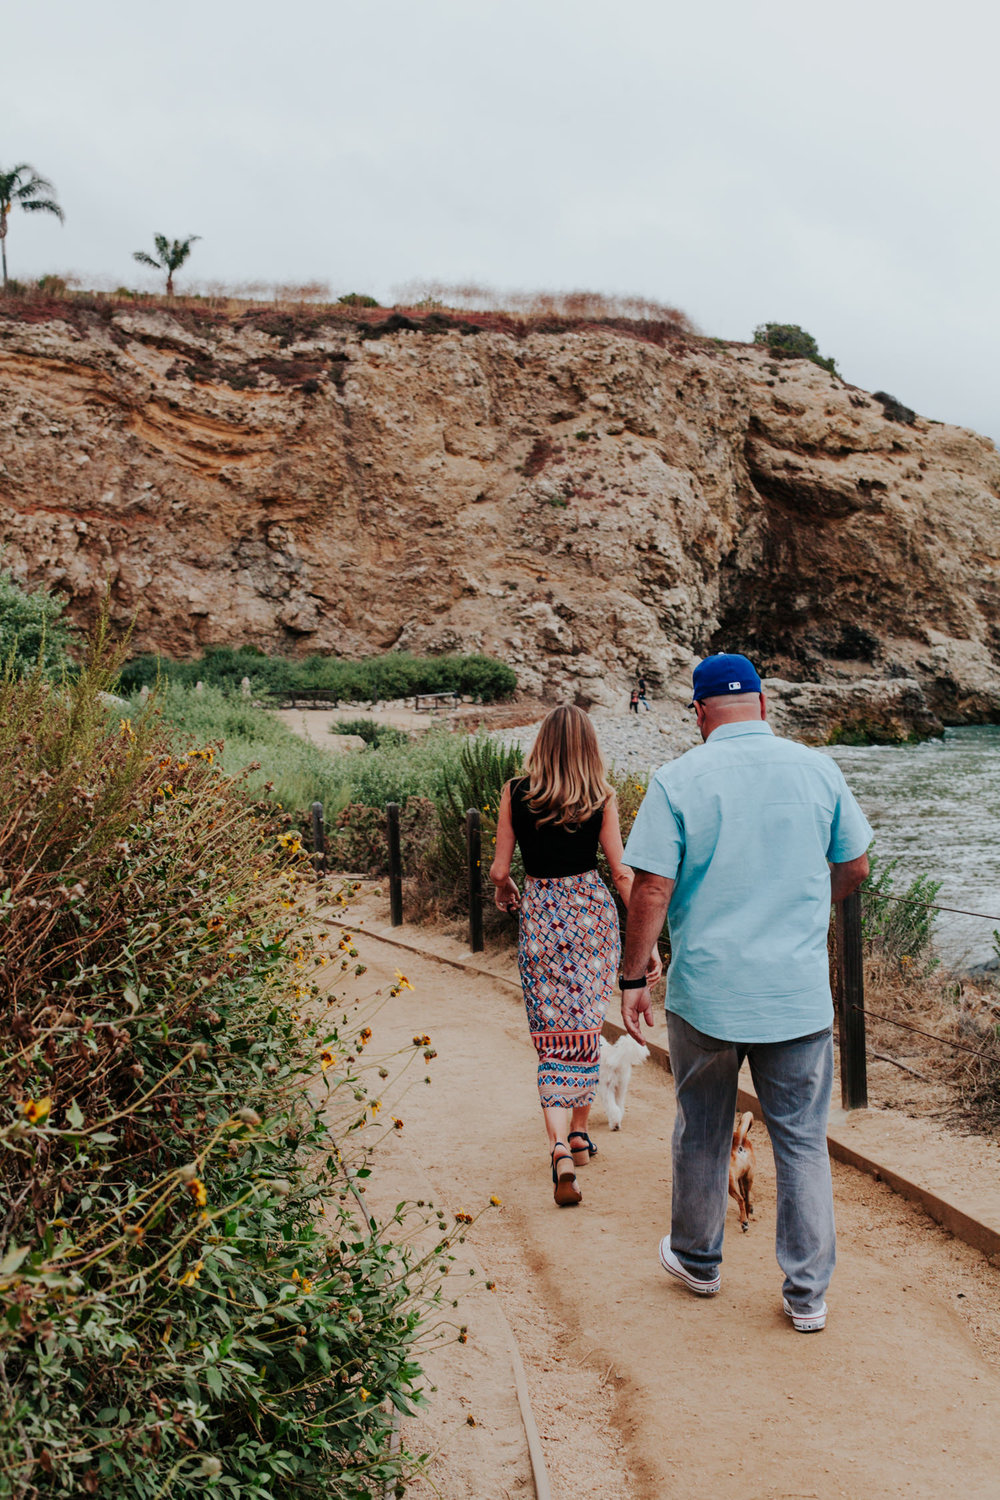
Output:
[518, 869, 620, 1109]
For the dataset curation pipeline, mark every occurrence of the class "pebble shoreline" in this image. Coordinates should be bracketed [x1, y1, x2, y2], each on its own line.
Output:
[491, 703, 699, 775]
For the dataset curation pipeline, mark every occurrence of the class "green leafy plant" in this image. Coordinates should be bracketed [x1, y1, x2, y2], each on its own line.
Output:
[0, 567, 78, 676]
[860, 851, 941, 972]
[0, 637, 448, 1497]
[753, 322, 838, 376]
[337, 293, 379, 307]
[434, 737, 525, 920]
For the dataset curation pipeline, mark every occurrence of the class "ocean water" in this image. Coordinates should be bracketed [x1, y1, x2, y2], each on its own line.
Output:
[828, 726, 1000, 970]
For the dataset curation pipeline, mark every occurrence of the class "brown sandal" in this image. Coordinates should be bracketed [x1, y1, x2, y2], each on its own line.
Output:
[551, 1142, 582, 1207]
[568, 1130, 598, 1167]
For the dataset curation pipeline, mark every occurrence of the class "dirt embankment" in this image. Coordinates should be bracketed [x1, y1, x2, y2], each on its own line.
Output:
[2, 300, 1000, 738]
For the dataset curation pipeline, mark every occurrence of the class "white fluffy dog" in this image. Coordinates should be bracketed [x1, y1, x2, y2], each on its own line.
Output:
[596, 1034, 649, 1130]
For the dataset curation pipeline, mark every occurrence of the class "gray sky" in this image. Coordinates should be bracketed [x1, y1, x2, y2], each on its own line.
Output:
[6, 0, 999, 440]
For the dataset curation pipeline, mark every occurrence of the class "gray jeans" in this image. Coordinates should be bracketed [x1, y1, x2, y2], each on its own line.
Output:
[666, 1011, 836, 1314]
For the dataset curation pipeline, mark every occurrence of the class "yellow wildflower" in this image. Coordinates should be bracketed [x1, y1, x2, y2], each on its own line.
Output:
[392, 1117, 404, 1131]
[20, 1097, 53, 1125]
[320, 1050, 335, 1071]
[359, 1387, 370, 1402]
[186, 1178, 208, 1208]
[178, 1261, 203, 1288]
[489, 1195, 502, 1207]
[370, 1100, 381, 1117]
[394, 971, 414, 991]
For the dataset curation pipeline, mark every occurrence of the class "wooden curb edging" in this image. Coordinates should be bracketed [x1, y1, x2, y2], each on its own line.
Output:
[321, 913, 1000, 1266]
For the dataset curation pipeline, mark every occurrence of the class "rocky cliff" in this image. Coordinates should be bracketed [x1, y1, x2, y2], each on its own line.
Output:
[2, 300, 999, 739]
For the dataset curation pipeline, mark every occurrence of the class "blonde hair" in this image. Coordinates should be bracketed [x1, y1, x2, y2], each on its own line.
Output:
[522, 706, 613, 828]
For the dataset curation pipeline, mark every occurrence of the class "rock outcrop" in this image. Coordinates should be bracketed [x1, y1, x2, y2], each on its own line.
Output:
[2, 301, 999, 739]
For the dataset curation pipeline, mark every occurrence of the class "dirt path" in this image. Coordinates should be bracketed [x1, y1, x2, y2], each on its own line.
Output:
[339, 927, 1000, 1500]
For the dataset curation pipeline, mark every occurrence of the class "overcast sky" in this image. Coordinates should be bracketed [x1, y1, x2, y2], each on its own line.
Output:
[6, 0, 998, 440]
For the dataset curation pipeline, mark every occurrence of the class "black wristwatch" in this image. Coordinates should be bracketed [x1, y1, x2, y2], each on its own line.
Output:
[618, 975, 648, 991]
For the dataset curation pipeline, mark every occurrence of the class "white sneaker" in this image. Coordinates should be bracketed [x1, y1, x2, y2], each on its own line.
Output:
[783, 1296, 827, 1333]
[658, 1236, 721, 1297]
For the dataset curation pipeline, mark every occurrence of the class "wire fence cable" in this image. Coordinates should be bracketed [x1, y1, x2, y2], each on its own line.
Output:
[854, 1004, 1000, 1063]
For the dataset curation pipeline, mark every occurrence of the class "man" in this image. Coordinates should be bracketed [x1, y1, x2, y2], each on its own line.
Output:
[619, 652, 871, 1333]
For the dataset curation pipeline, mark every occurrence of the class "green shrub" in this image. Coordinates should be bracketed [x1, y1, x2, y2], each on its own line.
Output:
[0, 645, 440, 1497]
[125, 682, 351, 817]
[753, 322, 838, 376]
[120, 649, 517, 705]
[434, 737, 525, 924]
[335, 728, 466, 807]
[326, 796, 439, 877]
[337, 293, 379, 307]
[873, 390, 917, 425]
[0, 568, 78, 676]
[332, 718, 412, 749]
[861, 851, 940, 971]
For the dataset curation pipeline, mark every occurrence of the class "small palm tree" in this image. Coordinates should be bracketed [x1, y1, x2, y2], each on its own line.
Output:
[0, 163, 65, 290]
[132, 234, 200, 296]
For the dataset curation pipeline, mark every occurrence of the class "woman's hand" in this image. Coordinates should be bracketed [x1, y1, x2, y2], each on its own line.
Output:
[646, 947, 663, 987]
[493, 875, 521, 913]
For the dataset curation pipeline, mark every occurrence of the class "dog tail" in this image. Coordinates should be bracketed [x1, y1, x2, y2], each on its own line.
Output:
[735, 1111, 753, 1149]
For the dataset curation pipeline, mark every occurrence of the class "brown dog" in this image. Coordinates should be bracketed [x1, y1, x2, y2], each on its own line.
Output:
[729, 1112, 756, 1231]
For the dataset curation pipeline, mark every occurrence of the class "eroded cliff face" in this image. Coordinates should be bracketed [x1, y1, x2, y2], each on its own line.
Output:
[1, 302, 999, 736]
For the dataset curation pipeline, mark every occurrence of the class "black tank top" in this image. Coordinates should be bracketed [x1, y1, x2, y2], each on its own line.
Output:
[509, 777, 605, 878]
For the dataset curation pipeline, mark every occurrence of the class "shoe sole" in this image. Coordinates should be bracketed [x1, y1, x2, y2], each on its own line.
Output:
[782, 1297, 827, 1332]
[658, 1237, 720, 1296]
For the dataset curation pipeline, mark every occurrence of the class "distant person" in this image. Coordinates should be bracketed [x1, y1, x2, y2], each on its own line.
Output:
[490, 706, 660, 1206]
[637, 675, 652, 711]
[628, 687, 640, 714]
[619, 653, 871, 1331]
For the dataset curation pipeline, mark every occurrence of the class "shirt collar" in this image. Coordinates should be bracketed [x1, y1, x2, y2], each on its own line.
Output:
[704, 720, 774, 743]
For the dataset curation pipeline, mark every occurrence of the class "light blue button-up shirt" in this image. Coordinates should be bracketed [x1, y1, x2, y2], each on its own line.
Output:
[623, 721, 873, 1043]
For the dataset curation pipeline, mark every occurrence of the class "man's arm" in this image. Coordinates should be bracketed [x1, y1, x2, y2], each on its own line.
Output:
[830, 852, 869, 903]
[620, 870, 674, 1042]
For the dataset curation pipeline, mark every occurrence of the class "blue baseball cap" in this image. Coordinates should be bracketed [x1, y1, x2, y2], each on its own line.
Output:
[689, 653, 762, 706]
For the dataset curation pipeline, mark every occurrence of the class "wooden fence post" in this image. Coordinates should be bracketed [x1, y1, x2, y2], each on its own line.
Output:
[836, 891, 868, 1110]
[386, 802, 403, 927]
[466, 808, 484, 954]
[310, 801, 326, 883]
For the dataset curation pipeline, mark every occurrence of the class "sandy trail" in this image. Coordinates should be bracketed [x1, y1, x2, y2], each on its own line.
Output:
[338, 928, 1000, 1500]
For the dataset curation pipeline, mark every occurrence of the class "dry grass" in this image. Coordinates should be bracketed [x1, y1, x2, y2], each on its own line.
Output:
[0, 277, 696, 351]
[859, 959, 1000, 1128]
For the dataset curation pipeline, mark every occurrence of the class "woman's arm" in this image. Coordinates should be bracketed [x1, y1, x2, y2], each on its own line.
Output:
[600, 795, 662, 982]
[489, 782, 521, 911]
[599, 794, 634, 906]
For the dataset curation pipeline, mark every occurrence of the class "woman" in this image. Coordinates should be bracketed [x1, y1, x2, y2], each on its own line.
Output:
[489, 706, 660, 1206]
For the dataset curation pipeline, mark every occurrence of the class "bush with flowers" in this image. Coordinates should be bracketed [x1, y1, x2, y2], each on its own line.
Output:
[0, 629, 449, 1498]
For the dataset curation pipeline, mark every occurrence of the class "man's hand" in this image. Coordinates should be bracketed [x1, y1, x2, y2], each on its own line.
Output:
[622, 984, 655, 1043]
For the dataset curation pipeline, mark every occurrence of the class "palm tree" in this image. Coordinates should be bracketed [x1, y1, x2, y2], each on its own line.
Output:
[132, 234, 201, 296]
[0, 164, 65, 291]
